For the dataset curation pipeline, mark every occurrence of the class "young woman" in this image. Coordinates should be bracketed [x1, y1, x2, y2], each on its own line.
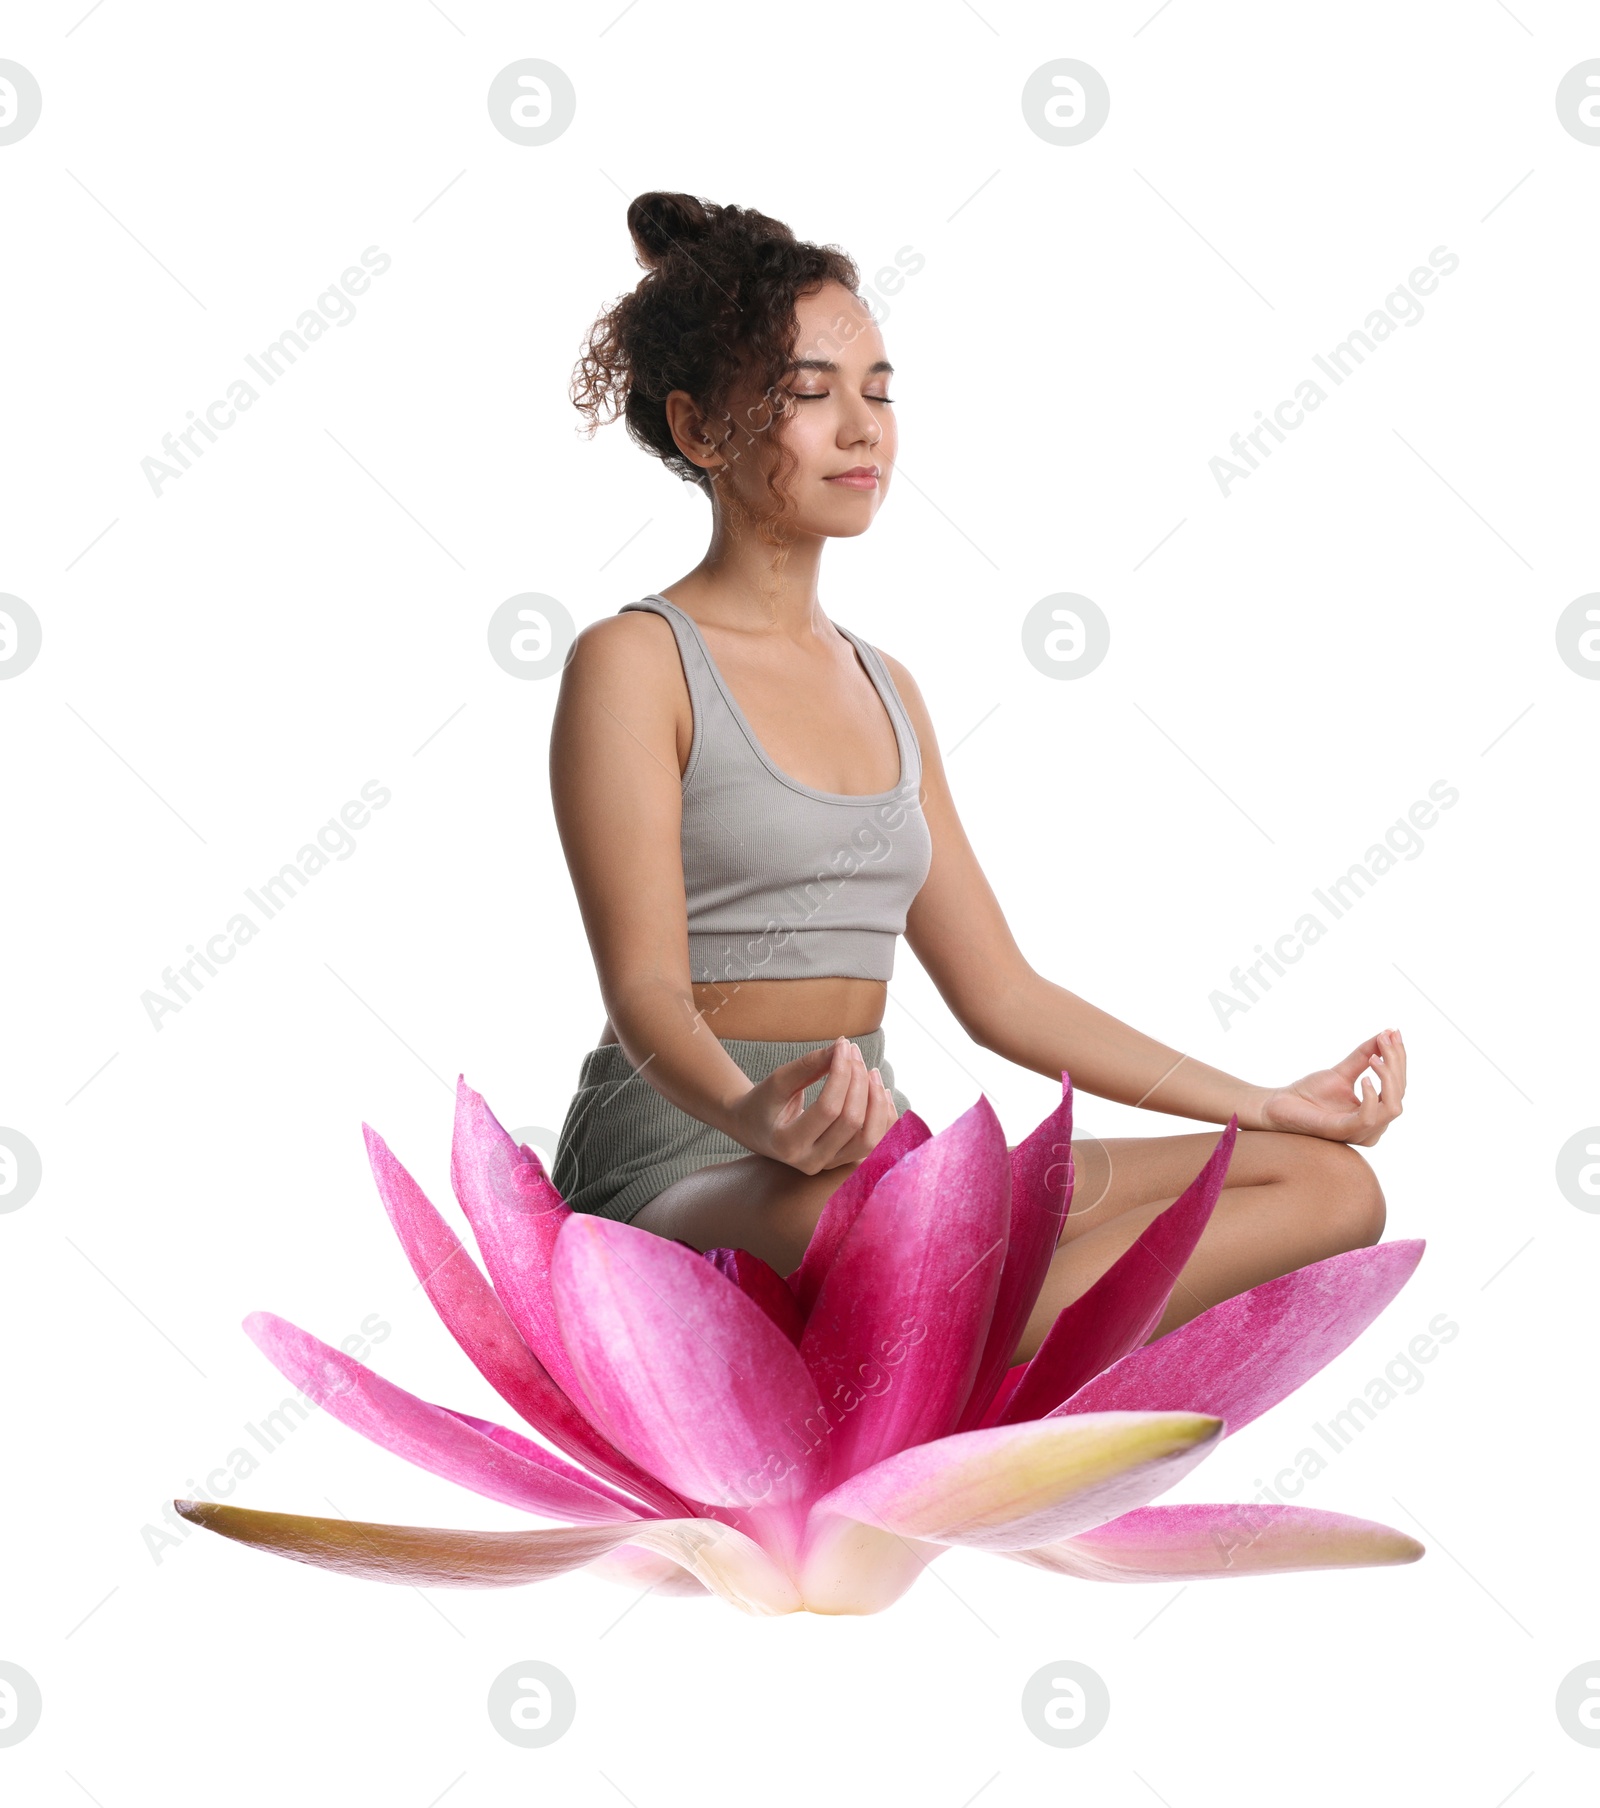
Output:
[549, 192, 1405, 1365]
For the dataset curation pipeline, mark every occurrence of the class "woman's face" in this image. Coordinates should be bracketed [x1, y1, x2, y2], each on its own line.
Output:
[705, 280, 897, 539]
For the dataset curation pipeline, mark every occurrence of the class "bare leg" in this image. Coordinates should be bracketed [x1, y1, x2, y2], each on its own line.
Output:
[629, 1127, 1387, 1370]
[629, 1151, 868, 1274]
[1011, 1128, 1387, 1363]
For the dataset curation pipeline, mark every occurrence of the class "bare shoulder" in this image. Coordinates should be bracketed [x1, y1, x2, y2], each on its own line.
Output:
[563, 606, 681, 688]
[557, 608, 692, 739]
[870, 645, 938, 750]
[551, 607, 692, 790]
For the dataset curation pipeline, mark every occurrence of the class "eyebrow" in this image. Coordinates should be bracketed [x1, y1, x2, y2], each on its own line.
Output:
[787, 358, 895, 375]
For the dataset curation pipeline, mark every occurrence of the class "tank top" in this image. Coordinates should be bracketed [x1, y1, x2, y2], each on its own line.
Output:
[618, 594, 933, 984]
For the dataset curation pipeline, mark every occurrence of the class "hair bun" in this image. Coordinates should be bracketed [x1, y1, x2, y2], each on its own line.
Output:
[627, 191, 712, 269]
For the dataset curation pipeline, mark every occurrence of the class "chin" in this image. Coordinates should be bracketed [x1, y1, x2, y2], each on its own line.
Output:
[804, 500, 881, 540]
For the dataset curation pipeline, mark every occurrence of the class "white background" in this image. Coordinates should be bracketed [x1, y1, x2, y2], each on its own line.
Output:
[3, 2, 1594, 1803]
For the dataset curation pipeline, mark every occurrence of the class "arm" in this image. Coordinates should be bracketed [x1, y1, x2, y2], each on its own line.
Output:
[885, 652, 1405, 1143]
[548, 613, 896, 1171]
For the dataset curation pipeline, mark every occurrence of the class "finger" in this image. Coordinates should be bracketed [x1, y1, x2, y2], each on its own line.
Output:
[770, 1038, 851, 1143]
[855, 1066, 895, 1149]
[1333, 1036, 1385, 1081]
[767, 1039, 836, 1124]
[812, 1036, 859, 1111]
[771, 1039, 849, 1089]
[1370, 1050, 1399, 1117]
[1383, 1028, 1407, 1105]
[808, 1044, 871, 1167]
[872, 1066, 899, 1127]
[786, 1038, 857, 1148]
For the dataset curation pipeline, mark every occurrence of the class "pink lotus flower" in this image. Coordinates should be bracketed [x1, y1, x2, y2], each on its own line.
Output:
[175, 1075, 1425, 1615]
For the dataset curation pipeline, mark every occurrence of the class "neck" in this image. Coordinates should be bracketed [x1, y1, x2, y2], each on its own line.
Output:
[665, 499, 829, 638]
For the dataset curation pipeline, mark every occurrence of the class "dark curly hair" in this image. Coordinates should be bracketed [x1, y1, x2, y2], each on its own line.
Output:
[570, 192, 862, 536]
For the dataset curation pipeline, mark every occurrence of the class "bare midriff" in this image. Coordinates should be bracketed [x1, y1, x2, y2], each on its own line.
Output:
[597, 975, 887, 1046]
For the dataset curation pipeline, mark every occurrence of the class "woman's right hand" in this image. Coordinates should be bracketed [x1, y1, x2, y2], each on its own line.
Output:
[723, 1036, 899, 1174]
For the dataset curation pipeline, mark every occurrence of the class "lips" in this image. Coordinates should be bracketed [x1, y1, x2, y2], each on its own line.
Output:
[826, 467, 879, 490]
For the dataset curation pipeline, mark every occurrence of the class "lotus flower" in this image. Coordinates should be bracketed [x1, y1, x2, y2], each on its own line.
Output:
[174, 1074, 1426, 1615]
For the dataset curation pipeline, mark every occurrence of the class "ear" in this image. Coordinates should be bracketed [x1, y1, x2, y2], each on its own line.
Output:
[664, 389, 726, 475]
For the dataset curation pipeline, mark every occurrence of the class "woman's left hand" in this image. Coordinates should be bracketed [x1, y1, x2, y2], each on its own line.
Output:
[1255, 1029, 1406, 1145]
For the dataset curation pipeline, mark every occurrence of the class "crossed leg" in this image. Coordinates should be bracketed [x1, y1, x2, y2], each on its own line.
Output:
[1013, 1127, 1386, 1361]
[629, 1125, 1386, 1367]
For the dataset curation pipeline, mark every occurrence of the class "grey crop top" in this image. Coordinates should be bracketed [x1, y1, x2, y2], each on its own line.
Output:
[618, 594, 933, 984]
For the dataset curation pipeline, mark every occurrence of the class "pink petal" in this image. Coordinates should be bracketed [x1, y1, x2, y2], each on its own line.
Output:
[798, 1097, 1012, 1484]
[244, 1311, 641, 1523]
[1052, 1239, 1426, 1436]
[1007, 1503, 1425, 1581]
[980, 1362, 1028, 1428]
[813, 1410, 1222, 1551]
[1002, 1119, 1237, 1425]
[174, 1499, 801, 1612]
[550, 1216, 831, 1549]
[583, 1543, 712, 1597]
[705, 1247, 804, 1345]
[449, 1078, 589, 1410]
[789, 1109, 931, 1314]
[365, 1123, 685, 1516]
[794, 1512, 947, 1615]
[956, 1076, 1077, 1431]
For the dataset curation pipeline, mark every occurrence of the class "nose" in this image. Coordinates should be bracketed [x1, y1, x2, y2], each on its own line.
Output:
[841, 403, 883, 449]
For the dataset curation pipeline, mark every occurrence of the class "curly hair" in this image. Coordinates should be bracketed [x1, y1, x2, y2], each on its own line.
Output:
[570, 191, 862, 538]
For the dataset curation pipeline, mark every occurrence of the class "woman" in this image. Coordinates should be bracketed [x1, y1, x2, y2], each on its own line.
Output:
[549, 191, 1405, 1365]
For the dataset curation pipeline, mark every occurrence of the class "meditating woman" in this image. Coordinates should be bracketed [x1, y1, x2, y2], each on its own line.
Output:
[549, 191, 1405, 1365]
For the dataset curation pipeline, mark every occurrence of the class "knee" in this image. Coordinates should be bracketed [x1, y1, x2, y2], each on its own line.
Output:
[771, 1166, 851, 1269]
[1297, 1139, 1386, 1252]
